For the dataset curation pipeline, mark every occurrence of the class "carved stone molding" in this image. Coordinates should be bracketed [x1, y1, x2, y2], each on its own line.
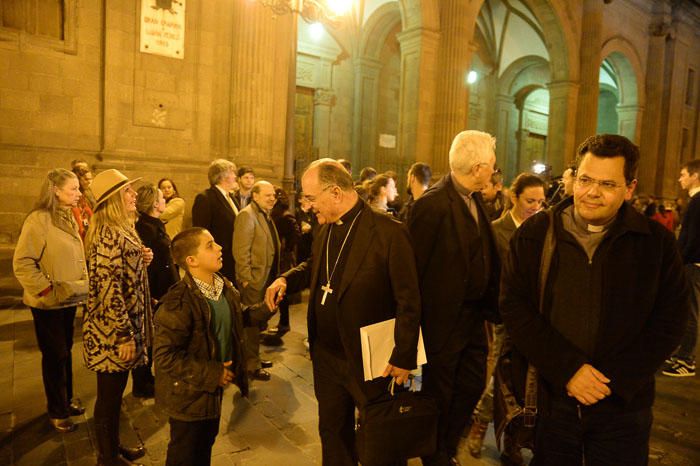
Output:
[314, 88, 335, 107]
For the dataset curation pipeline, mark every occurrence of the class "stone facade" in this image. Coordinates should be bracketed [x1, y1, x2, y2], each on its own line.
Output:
[1, 0, 700, 272]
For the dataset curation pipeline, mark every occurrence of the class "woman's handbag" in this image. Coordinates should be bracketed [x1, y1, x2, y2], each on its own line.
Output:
[494, 209, 556, 450]
[355, 378, 438, 464]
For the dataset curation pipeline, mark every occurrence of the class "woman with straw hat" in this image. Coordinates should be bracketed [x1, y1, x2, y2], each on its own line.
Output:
[13, 168, 88, 433]
[83, 169, 153, 466]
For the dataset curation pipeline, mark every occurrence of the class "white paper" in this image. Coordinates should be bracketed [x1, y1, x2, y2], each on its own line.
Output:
[360, 318, 427, 381]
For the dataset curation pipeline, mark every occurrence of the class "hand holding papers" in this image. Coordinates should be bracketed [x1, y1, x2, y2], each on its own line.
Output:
[360, 318, 427, 381]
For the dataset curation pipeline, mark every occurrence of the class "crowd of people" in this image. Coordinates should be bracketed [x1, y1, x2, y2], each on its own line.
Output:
[10, 130, 699, 466]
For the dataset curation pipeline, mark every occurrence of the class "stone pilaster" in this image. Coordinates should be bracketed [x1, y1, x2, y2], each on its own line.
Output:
[547, 80, 579, 175]
[638, 15, 671, 194]
[350, 56, 382, 169]
[313, 87, 335, 157]
[574, 0, 603, 146]
[432, 0, 477, 173]
[396, 26, 440, 170]
[229, 0, 291, 178]
[495, 94, 518, 180]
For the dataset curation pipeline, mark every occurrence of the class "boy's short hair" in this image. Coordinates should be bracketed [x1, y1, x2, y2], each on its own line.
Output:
[171, 227, 207, 269]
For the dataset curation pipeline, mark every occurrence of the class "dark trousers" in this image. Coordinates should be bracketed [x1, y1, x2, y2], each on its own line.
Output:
[94, 371, 129, 460]
[421, 313, 487, 465]
[532, 397, 652, 466]
[166, 417, 220, 466]
[312, 344, 404, 466]
[277, 295, 290, 328]
[676, 264, 700, 363]
[30, 306, 77, 419]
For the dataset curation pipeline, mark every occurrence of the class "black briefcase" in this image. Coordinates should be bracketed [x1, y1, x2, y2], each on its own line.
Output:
[356, 380, 438, 464]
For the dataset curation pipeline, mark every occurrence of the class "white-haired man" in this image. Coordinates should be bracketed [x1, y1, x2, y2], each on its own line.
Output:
[408, 130, 500, 466]
[192, 159, 239, 283]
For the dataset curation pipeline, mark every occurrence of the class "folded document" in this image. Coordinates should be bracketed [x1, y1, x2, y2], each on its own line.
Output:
[360, 318, 427, 381]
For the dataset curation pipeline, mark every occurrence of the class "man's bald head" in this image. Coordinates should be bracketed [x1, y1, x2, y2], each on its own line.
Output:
[303, 158, 355, 192]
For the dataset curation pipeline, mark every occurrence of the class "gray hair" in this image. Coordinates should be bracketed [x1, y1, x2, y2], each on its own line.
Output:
[305, 158, 354, 192]
[207, 159, 237, 186]
[251, 180, 273, 195]
[448, 130, 496, 175]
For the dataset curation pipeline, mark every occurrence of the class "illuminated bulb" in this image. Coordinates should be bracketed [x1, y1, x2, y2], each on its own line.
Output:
[533, 163, 547, 174]
[326, 0, 352, 16]
[309, 22, 325, 40]
[467, 70, 478, 84]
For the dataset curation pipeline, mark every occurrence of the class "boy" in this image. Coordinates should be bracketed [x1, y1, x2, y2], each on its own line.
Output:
[154, 228, 273, 466]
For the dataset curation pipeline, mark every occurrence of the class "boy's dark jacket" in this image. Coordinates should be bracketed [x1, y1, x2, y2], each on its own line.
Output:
[501, 197, 690, 411]
[154, 273, 271, 421]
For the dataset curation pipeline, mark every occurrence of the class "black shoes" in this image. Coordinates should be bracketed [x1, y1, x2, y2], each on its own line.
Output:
[49, 417, 77, 433]
[249, 369, 271, 381]
[261, 360, 273, 369]
[69, 400, 86, 416]
[119, 444, 146, 461]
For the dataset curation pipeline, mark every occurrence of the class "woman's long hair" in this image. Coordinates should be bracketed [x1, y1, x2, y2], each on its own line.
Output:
[158, 177, 180, 202]
[30, 168, 78, 227]
[85, 188, 137, 251]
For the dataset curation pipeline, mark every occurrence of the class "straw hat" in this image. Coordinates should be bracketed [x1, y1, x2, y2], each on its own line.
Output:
[91, 169, 142, 207]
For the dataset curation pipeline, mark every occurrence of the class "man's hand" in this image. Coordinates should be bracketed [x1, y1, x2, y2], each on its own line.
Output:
[265, 277, 287, 310]
[219, 361, 234, 387]
[566, 363, 611, 405]
[117, 339, 136, 362]
[142, 247, 154, 267]
[382, 364, 411, 385]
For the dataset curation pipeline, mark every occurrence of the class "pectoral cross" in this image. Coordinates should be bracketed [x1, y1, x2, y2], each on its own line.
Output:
[320, 282, 333, 305]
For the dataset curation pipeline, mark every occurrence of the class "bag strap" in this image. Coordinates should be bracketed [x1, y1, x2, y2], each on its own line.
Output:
[523, 209, 556, 427]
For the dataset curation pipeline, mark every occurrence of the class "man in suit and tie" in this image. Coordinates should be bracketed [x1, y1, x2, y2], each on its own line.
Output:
[265, 159, 422, 465]
[408, 130, 500, 466]
[192, 159, 239, 284]
[233, 180, 280, 381]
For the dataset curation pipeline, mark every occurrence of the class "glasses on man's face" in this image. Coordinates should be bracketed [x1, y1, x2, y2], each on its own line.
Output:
[574, 175, 626, 193]
[302, 185, 334, 203]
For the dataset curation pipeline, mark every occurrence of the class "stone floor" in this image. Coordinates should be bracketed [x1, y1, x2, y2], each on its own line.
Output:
[0, 294, 699, 465]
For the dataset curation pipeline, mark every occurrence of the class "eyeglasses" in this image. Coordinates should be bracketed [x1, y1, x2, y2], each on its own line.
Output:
[302, 185, 334, 203]
[574, 175, 626, 192]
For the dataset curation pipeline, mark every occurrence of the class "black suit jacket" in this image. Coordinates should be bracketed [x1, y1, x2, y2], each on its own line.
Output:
[408, 174, 500, 354]
[283, 203, 422, 395]
[135, 214, 179, 301]
[191, 186, 237, 282]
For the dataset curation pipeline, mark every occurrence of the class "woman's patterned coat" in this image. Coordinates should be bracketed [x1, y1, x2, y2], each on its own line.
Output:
[83, 224, 152, 372]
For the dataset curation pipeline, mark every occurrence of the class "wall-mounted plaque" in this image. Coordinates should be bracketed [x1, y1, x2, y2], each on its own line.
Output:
[140, 0, 186, 59]
[379, 133, 397, 149]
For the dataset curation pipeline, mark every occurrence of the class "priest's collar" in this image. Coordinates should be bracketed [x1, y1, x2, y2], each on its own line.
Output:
[335, 198, 364, 225]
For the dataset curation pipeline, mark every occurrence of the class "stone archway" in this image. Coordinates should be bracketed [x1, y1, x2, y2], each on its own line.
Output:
[601, 36, 645, 143]
[351, 3, 402, 171]
[497, 55, 551, 180]
[525, 0, 579, 173]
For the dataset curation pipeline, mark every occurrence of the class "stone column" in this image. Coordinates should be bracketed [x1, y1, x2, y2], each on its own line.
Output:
[574, 0, 603, 146]
[495, 94, 518, 180]
[432, 0, 477, 172]
[350, 56, 382, 170]
[547, 80, 579, 175]
[396, 27, 440, 170]
[638, 8, 671, 194]
[313, 88, 335, 158]
[229, 0, 291, 180]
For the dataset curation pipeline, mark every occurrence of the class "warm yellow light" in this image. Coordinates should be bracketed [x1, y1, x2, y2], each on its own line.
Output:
[326, 0, 352, 16]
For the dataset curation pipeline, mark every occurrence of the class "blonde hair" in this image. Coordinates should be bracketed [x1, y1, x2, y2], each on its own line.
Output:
[448, 130, 496, 175]
[31, 168, 78, 227]
[85, 188, 138, 251]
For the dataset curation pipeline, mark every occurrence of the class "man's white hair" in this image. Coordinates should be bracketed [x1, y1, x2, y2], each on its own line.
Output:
[448, 130, 496, 175]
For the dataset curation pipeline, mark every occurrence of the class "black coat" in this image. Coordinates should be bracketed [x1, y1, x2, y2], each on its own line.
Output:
[283, 203, 422, 398]
[136, 214, 178, 301]
[192, 187, 237, 283]
[500, 198, 690, 411]
[154, 274, 270, 421]
[408, 174, 501, 354]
